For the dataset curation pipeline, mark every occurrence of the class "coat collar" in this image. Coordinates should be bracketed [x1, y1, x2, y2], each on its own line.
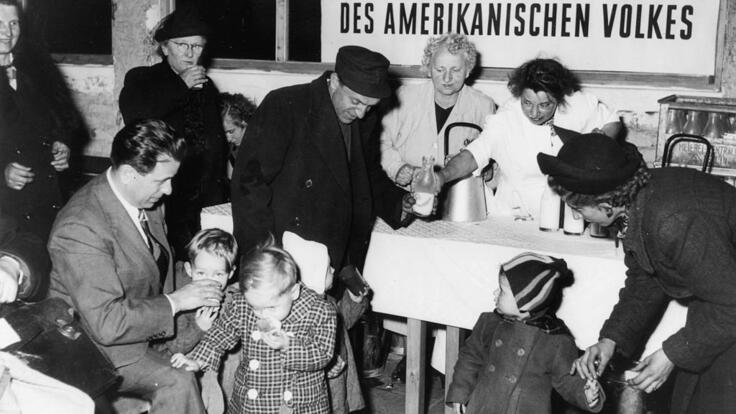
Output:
[622, 182, 655, 274]
[307, 72, 350, 194]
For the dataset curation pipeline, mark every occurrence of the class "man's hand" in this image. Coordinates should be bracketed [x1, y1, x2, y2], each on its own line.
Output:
[51, 141, 70, 171]
[168, 279, 223, 313]
[395, 164, 417, 186]
[4, 162, 34, 190]
[0, 256, 20, 303]
[571, 338, 616, 381]
[179, 65, 208, 89]
[628, 348, 675, 393]
[170, 353, 203, 371]
[195, 306, 219, 331]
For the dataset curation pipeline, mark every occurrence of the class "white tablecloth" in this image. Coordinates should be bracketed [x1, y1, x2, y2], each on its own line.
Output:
[364, 217, 687, 358]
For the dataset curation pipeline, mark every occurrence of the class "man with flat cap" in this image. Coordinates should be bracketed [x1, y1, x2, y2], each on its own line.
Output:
[537, 134, 736, 414]
[120, 5, 228, 262]
[231, 46, 417, 274]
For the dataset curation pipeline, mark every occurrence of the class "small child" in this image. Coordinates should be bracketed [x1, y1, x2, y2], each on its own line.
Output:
[446, 252, 604, 414]
[153, 228, 237, 414]
[172, 236, 337, 414]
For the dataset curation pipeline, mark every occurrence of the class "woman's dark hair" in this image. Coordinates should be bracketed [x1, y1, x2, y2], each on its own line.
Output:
[508, 58, 582, 105]
[110, 119, 187, 174]
[549, 162, 651, 209]
[220, 93, 257, 128]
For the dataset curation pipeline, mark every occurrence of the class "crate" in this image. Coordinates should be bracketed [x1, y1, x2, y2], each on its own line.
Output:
[656, 95, 736, 177]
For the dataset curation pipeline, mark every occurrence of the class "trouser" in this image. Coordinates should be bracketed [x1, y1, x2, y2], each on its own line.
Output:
[115, 347, 205, 414]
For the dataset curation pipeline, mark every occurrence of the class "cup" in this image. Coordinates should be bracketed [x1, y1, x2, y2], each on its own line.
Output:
[563, 204, 583, 235]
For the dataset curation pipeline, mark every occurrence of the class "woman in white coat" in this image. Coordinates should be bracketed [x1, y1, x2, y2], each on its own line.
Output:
[380, 33, 495, 187]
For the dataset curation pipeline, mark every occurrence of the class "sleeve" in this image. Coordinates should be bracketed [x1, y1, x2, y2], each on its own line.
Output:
[189, 296, 244, 371]
[446, 313, 495, 404]
[230, 91, 292, 253]
[47, 220, 174, 346]
[118, 68, 190, 124]
[656, 213, 736, 371]
[599, 250, 670, 358]
[282, 298, 337, 372]
[0, 210, 49, 301]
[159, 310, 206, 354]
[549, 336, 605, 413]
[465, 114, 499, 173]
[363, 115, 409, 229]
[379, 102, 407, 182]
[577, 92, 620, 133]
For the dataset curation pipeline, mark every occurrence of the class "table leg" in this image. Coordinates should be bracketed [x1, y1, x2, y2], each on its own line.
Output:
[444, 326, 461, 414]
[406, 318, 427, 414]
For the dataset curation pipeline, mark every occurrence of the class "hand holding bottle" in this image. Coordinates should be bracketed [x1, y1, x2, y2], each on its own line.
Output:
[411, 156, 438, 216]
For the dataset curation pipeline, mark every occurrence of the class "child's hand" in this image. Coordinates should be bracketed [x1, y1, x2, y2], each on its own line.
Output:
[170, 353, 203, 371]
[452, 402, 466, 414]
[261, 329, 291, 350]
[195, 306, 219, 331]
[584, 378, 601, 407]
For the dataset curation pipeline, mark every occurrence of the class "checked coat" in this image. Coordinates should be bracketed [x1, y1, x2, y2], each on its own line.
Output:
[189, 284, 336, 414]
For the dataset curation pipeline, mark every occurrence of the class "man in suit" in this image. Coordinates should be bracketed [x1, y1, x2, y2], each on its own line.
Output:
[231, 46, 415, 272]
[48, 119, 224, 413]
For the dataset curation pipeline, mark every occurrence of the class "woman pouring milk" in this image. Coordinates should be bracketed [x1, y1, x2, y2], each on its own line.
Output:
[433, 57, 621, 218]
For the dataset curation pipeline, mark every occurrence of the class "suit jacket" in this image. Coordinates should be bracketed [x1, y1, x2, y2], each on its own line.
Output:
[119, 60, 228, 259]
[231, 72, 406, 271]
[48, 173, 175, 368]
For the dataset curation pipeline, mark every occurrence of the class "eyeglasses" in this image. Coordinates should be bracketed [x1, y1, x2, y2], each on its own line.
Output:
[169, 41, 205, 53]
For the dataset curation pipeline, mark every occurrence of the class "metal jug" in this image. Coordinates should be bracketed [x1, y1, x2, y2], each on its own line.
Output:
[441, 122, 487, 222]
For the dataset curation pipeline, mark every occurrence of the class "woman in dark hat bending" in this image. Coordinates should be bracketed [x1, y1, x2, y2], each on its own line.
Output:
[119, 5, 228, 262]
[537, 134, 736, 414]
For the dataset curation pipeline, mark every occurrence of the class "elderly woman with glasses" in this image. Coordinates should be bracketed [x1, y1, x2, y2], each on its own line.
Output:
[380, 33, 495, 188]
[119, 5, 228, 262]
[433, 58, 622, 218]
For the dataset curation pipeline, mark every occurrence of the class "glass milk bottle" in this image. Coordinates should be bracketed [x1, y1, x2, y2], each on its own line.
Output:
[412, 156, 437, 216]
[539, 184, 561, 231]
[563, 204, 584, 235]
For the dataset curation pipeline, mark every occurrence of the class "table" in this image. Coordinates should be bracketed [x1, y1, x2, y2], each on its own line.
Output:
[363, 217, 687, 414]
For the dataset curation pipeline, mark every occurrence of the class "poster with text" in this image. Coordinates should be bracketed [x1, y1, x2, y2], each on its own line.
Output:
[321, 0, 720, 75]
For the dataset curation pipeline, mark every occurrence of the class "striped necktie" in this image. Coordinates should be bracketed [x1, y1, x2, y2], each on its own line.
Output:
[138, 210, 169, 285]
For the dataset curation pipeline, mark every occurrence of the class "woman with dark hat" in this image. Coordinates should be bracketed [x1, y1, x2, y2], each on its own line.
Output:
[537, 134, 736, 414]
[119, 5, 228, 261]
[432, 58, 621, 218]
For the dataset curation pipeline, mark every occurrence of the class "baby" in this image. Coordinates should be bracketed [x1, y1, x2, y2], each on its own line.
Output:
[172, 235, 336, 414]
[446, 252, 604, 414]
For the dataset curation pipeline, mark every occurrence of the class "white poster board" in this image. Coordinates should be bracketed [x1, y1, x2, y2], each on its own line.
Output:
[321, 0, 720, 76]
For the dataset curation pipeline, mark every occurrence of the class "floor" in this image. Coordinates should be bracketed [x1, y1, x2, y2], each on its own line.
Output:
[360, 352, 447, 414]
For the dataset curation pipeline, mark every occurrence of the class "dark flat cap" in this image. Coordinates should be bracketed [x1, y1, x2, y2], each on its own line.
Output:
[335, 46, 391, 99]
[154, 6, 211, 42]
[537, 134, 642, 194]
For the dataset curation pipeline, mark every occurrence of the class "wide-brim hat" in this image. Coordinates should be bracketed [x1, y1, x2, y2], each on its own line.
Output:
[154, 6, 211, 42]
[537, 134, 642, 195]
[335, 46, 391, 99]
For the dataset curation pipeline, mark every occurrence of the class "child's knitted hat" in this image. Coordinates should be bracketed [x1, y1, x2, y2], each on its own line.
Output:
[500, 252, 573, 314]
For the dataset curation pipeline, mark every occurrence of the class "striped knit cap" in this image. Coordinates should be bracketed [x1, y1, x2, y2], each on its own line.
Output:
[501, 252, 573, 314]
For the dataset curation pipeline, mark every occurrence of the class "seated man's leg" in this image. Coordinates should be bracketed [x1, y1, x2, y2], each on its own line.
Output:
[116, 347, 205, 414]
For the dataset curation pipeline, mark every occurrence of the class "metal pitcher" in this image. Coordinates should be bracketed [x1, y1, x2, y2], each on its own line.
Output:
[441, 122, 487, 222]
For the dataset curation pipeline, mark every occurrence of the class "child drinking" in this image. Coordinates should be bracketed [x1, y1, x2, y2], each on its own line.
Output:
[446, 252, 604, 414]
[172, 236, 336, 414]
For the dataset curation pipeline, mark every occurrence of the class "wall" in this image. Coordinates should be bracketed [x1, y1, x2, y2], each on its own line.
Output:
[62, 0, 735, 165]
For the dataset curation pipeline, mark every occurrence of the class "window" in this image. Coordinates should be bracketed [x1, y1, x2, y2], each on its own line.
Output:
[23, 0, 112, 55]
[176, 0, 320, 62]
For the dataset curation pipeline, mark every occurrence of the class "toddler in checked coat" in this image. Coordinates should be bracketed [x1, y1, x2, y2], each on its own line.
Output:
[446, 252, 604, 414]
[172, 236, 336, 414]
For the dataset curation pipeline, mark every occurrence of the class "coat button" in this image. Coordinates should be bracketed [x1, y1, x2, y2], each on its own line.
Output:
[507, 375, 517, 384]
[293, 217, 301, 227]
[495, 339, 503, 347]
[247, 389, 258, 400]
[488, 364, 495, 372]
[283, 390, 293, 402]
[304, 179, 313, 188]
[251, 330, 262, 342]
[24, 214, 31, 220]
[248, 359, 260, 371]
[517, 348, 525, 356]
[47, 173, 54, 179]
[15, 149, 21, 155]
